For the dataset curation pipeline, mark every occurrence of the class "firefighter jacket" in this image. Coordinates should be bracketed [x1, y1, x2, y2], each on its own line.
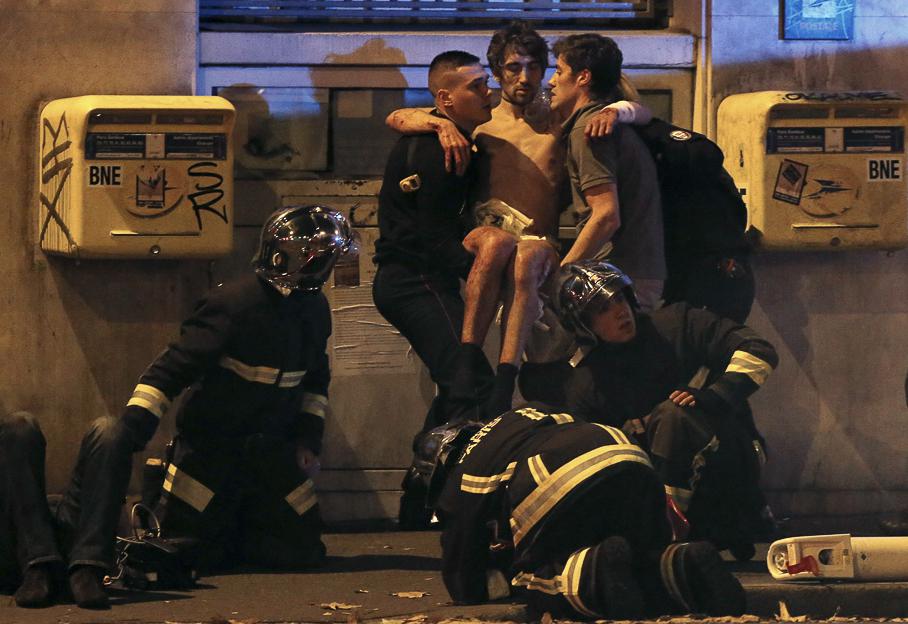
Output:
[436, 402, 654, 606]
[566, 302, 778, 429]
[120, 273, 331, 454]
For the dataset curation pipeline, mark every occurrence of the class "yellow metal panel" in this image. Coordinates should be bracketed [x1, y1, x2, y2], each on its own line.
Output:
[38, 95, 236, 259]
[718, 90, 908, 251]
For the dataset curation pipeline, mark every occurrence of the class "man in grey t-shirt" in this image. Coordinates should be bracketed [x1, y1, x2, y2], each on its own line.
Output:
[549, 33, 665, 309]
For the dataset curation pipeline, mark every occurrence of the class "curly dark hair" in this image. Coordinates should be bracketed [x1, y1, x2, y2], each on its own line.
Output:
[486, 20, 549, 79]
[552, 34, 622, 101]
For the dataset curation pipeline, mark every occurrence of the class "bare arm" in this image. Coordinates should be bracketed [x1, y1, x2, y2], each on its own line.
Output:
[386, 107, 471, 175]
[584, 100, 653, 139]
[561, 183, 621, 265]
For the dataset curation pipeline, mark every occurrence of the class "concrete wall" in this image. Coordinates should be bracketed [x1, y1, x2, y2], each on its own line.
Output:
[0, 0, 202, 491]
[704, 0, 908, 528]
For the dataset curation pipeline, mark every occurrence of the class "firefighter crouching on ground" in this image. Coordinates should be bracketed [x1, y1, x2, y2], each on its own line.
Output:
[122, 205, 355, 573]
[555, 260, 779, 558]
[416, 405, 746, 620]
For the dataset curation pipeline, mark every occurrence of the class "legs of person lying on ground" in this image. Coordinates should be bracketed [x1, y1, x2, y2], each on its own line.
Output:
[461, 226, 517, 347]
[0, 411, 62, 607]
[55, 417, 134, 573]
[53, 417, 134, 608]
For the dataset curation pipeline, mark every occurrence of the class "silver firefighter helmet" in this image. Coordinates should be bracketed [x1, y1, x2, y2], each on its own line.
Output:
[556, 260, 637, 344]
[254, 204, 357, 292]
[410, 420, 484, 508]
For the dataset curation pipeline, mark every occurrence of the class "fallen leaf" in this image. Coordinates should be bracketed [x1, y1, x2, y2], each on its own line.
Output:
[777, 600, 808, 622]
[391, 591, 430, 599]
[320, 602, 363, 610]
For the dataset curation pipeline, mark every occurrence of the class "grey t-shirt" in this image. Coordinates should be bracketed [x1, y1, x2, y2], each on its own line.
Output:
[563, 102, 666, 280]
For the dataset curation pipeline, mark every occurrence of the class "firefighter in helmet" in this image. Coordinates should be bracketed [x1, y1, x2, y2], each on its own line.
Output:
[555, 259, 779, 558]
[413, 407, 747, 620]
[122, 205, 355, 573]
[1, 205, 355, 609]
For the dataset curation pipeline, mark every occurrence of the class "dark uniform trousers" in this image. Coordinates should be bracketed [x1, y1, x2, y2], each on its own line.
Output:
[438, 405, 674, 620]
[120, 274, 332, 571]
[155, 431, 325, 572]
[0, 412, 133, 587]
[372, 263, 493, 435]
[645, 399, 766, 546]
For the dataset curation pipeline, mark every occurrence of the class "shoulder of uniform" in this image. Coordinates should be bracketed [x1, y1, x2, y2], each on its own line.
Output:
[206, 272, 272, 314]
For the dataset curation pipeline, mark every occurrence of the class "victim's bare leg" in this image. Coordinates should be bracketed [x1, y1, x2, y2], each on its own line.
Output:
[500, 239, 558, 366]
[461, 226, 517, 346]
[485, 239, 558, 418]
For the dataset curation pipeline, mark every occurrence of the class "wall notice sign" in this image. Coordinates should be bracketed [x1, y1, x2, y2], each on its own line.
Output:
[868, 159, 903, 181]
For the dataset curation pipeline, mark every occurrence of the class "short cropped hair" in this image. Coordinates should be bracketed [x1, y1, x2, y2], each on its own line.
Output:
[552, 34, 623, 101]
[428, 50, 481, 96]
[486, 20, 549, 78]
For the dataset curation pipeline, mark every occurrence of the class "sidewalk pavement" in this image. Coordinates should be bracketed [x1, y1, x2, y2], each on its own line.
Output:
[3, 531, 908, 624]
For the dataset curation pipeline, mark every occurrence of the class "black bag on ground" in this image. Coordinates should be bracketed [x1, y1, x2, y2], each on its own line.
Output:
[116, 535, 201, 590]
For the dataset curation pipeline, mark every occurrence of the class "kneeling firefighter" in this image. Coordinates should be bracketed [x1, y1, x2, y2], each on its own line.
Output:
[124, 205, 356, 572]
[556, 260, 779, 558]
[413, 405, 747, 620]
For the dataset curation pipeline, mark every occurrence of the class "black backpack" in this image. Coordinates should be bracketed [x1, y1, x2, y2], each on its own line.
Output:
[632, 118, 750, 267]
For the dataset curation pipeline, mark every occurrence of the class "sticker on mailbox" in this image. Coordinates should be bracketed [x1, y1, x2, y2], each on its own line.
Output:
[773, 159, 809, 205]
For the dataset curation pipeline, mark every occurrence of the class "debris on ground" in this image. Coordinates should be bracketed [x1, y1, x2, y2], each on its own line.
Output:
[391, 591, 431, 598]
[320, 602, 363, 610]
[778, 600, 808, 622]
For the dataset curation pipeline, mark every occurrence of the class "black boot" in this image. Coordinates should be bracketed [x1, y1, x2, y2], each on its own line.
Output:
[446, 343, 494, 422]
[484, 363, 518, 420]
[656, 541, 745, 616]
[68, 565, 109, 609]
[14, 563, 54, 608]
[591, 536, 646, 620]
